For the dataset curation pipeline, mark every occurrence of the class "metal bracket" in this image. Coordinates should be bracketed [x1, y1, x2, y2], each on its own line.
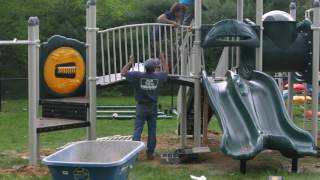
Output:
[85, 27, 100, 32]
[192, 26, 201, 30]
[190, 73, 201, 79]
[88, 77, 98, 81]
[0, 40, 40, 45]
[311, 26, 320, 30]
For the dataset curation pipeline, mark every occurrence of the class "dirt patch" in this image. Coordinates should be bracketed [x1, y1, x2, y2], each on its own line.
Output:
[0, 165, 48, 177]
[1, 132, 320, 177]
[0, 149, 53, 177]
[139, 132, 320, 174]
[16, 148, 55, 160]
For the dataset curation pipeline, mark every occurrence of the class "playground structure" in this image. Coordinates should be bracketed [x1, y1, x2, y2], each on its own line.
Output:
[0, 1, 98, 166]
[1, 0, 320, 175]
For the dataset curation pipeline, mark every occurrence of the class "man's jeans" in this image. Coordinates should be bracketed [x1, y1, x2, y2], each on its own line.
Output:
[133, 103, 157, 154]
[182, 4, 194, 26]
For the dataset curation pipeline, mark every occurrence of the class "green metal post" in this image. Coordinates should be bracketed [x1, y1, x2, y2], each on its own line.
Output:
[0, 80, 2, 112]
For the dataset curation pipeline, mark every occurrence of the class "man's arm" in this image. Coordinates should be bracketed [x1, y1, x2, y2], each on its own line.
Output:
[159, 53, 169, 73]
[121, 55, 134, 77]
[157, 14, 179, 27]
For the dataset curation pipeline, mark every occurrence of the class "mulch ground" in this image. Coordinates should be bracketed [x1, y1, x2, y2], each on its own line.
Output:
[1, 131, 320, 177]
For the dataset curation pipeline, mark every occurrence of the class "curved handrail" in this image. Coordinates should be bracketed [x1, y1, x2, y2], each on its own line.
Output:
[97, 22, 197, 84]
[98, 23, 190, 34]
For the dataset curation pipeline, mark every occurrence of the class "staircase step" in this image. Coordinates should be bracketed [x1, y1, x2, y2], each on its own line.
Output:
[97, 110, 136, 114]
[40, 97, 89, 107]
[97, 110, 165, 115]
[97, 115, 173, 120]
[40, 97, 88, 120]
[36, 118, 90, 133]
[96, 106, 136, 110]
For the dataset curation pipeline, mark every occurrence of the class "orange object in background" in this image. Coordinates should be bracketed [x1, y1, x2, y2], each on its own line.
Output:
[293, 96, 312, 103]
[44, 47, 85, 95]
[305, 111, 320, 118]
[284, 83, 305, 92]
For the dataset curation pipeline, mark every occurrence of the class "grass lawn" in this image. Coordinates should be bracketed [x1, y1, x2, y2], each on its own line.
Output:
[0, 96, 320, 179]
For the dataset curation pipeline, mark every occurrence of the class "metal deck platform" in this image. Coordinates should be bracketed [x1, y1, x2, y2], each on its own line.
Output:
[40, 97, 89, 106]
[97, 73, 195, 87]
[36, 118, 90, 133]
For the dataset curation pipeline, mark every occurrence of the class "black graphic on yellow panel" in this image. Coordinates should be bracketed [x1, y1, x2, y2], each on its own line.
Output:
[40, 35, 86, 98]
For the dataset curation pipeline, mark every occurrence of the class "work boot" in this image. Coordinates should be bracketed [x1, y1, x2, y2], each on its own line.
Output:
[147, 152, 155, 160]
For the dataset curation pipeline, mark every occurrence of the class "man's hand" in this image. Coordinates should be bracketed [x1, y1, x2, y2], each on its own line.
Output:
[159, 52, 165, 63]
[121, 54, 135, 77]
[159, 52, 169, 73]
[129, 55, 135, 65]
[172, 22, 180, 28]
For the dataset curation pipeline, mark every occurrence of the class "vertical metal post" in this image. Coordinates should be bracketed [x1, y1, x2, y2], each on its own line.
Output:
[240, 160, 247, 174]
[86, 3, 90, 97]
[237, 0, 244, 22]
[256, 0, 263, 71]
[236, 0, 244, 68]
[311, 0, 320, 146]
[202, 94, 209, 145]
[291, 158, 299, 173]
[87, 0, 97, 140]
[287, 1, 296, 119]
[28, 16, 40, 165]
[179, 44, 187, 148]
[193, 0, 202, 148]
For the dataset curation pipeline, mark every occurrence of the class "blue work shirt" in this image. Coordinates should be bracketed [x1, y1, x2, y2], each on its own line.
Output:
[126, 72, 168, 103]
[179, 0, 194, 4]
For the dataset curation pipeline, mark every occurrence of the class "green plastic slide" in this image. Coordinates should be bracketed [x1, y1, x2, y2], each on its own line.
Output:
[203, 70, 316, 160]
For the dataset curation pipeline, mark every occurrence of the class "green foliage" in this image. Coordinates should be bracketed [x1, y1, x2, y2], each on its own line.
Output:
[98, 0, 174, 28]
[0, 0, 315, 77]
[0, 0, 86, 78]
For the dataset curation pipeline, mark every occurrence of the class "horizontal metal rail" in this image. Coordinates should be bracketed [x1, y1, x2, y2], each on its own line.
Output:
[98, 23, 196, 85]
[0, 39, 38, 45]
[305, 8, 314, 19]
[98, 23, 190, 34]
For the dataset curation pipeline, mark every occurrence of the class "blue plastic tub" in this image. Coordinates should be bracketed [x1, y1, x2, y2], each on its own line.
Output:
[42, 140, 144, 180]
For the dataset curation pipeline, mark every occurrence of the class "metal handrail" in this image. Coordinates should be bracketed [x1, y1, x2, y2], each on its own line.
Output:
[98, 23, 196, 85]
[98, 23, 190, 34]
[305, 8, 314, 20]
[0, 40, 38, 45]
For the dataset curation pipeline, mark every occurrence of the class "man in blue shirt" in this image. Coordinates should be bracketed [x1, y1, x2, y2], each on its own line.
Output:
[121, 53, 169, 160]
[155, 3, 187, 41]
